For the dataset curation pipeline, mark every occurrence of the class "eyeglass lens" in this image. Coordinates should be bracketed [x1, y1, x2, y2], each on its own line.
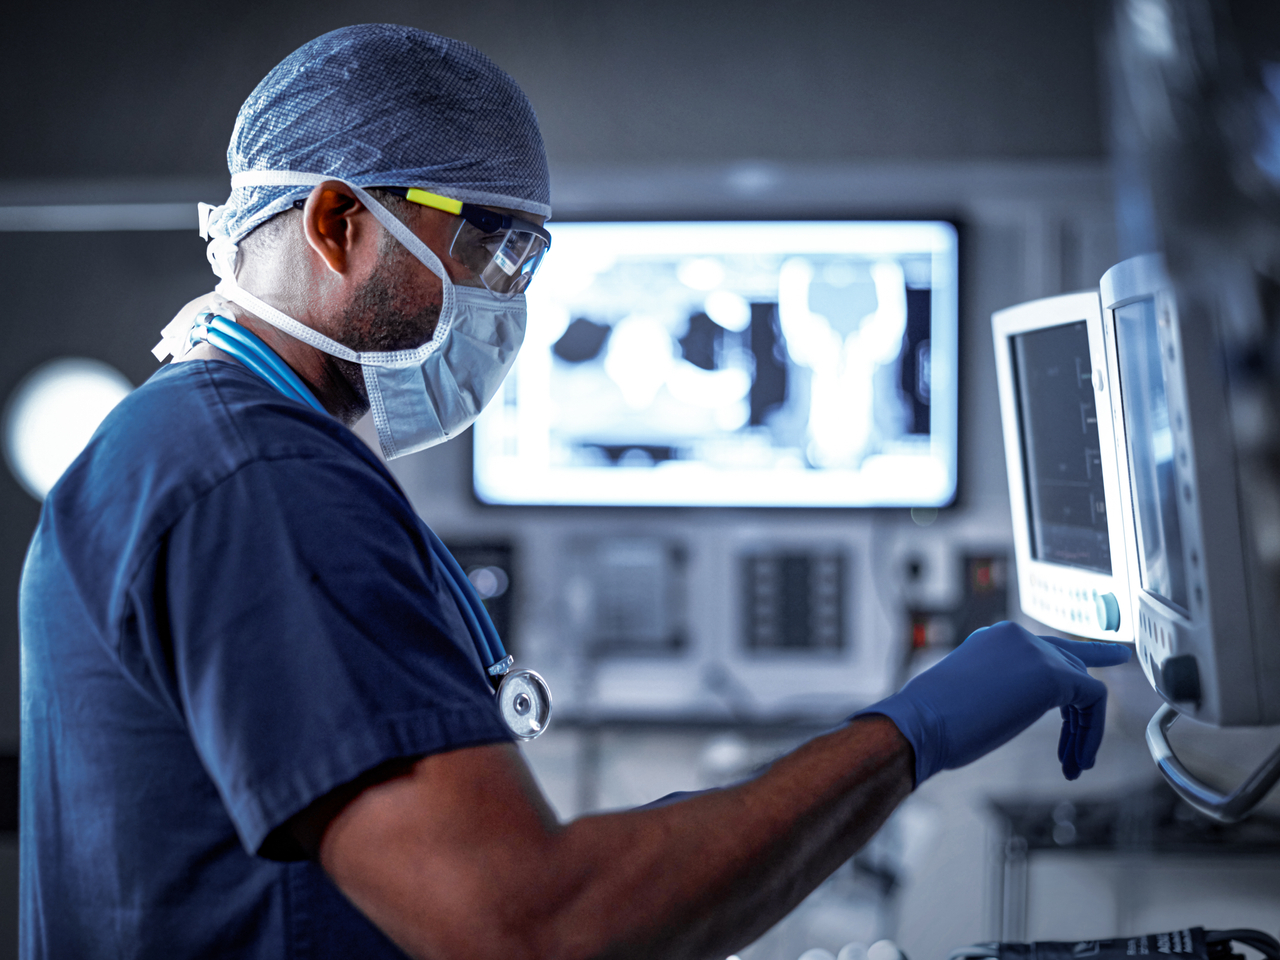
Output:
[451, 219, 548, 296]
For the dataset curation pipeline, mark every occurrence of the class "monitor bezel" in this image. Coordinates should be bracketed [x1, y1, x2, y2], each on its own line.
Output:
[992, 290, 1134, 642]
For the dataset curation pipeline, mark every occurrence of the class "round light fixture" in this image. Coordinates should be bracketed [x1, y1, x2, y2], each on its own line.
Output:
[3, 357, 133, 501]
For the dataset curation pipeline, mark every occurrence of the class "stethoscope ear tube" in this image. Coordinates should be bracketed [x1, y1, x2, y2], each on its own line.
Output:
[422, 525, 507, 670]
[195, 314, 328, 414]
[187, 314, 550, 739]
[425, 529, 551, 740]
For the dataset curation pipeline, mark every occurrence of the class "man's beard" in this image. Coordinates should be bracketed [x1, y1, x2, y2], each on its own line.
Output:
[331, 245, 442, 403]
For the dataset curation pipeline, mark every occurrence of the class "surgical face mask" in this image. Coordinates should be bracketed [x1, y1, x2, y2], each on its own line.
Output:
[154, 172, 527, 460]
[362, 284, 525, 458]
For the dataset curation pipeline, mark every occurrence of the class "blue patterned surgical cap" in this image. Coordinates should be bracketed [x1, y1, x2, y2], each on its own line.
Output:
[206, 24, 551, 244]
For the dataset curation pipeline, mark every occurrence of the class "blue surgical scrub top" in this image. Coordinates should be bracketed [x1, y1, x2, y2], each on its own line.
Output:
[19, 360, 513, 958]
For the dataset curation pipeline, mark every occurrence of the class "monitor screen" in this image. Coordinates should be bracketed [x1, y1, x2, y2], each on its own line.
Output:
[1011, 321, 1112, 574]
[1114, 297, 1189, 611]
[472, 220, 959, 508]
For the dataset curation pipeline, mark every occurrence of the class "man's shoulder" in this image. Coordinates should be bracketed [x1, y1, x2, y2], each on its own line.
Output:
[98, 359, 381, 475]
[46, 359, 396, 549]
[116, 360, 376, 470]
[29, 359, 405, 642]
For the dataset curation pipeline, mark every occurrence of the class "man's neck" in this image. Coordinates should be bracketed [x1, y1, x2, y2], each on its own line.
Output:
[177, 313, 369, 427]
[235, 311, 370, 425]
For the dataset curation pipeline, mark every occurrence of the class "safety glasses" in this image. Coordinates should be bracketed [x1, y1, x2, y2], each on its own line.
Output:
[381, 187, 551, 298]
[291, 187, 551, 297]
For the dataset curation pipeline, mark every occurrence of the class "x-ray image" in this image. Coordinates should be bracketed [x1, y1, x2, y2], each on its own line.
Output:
[473, 221, 958, 508]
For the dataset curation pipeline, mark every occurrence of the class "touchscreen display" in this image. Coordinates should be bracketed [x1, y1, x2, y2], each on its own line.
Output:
[1114, 297, 1188, 611]
[1011, 322, 1112, 574]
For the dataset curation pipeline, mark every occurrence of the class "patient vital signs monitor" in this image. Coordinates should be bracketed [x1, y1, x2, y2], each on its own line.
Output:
[993, 291, 1132, 642]
[1001, 256, 1280, 821]
[1101, 255, 1280, 729]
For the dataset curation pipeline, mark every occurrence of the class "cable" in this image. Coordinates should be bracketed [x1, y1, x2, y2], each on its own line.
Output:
[192, 313, 512, 674]
[433, 548, 500, 670]
[189, 313, 515, 679]
[423, 525, 508, 670]
[947, 931, 1280, 960]
[203, 316, 325, 414]
[200, 326, 308, 405]
[1207, 930, 1280, 960]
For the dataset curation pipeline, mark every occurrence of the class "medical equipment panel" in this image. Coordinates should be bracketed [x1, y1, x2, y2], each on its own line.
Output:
[551, 530, 881, 721]
[907, 553, 1011, 654]
[472, 219, 959, 509]
[564, 536, 689, 656]
[1100, 254, 1279, 727]
[992, 291, 1132, 641]
[741, 548, 848, 653]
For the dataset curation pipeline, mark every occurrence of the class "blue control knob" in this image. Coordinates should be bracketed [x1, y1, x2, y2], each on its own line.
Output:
[1095, 591, 1121, 632]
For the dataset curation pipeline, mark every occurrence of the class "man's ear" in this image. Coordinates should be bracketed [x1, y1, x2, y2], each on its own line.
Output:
[302, 181, 371, 275]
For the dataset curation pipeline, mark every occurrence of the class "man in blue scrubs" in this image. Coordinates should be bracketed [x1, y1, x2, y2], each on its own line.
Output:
[19, 24, 1130, 960]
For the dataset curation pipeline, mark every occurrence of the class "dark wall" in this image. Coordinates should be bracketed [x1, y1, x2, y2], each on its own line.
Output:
[2, 0, 1106, 185]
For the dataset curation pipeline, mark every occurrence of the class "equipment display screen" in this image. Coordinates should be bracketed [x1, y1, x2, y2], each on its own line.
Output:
[472, 220, 959, 508]
[1011, 322, 1112, 574]
[1114, 297, 1189, 611]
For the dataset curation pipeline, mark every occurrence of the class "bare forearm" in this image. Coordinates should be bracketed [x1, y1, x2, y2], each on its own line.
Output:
[536, 716, 913, 960]
[319, 717, 911, 960]
[321, 620, 1130, 960]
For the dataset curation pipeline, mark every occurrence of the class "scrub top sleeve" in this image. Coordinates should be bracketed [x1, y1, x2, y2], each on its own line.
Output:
[159, 454, 512, 857]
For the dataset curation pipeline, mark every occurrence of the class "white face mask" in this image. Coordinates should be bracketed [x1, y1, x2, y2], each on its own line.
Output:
[153, 172, 527, 460]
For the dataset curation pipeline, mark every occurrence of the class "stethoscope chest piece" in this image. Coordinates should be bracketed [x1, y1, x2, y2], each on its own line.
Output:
[498, 669, 552, 740]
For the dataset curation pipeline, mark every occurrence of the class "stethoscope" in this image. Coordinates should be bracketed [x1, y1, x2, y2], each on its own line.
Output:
[189, 312, 552, 740]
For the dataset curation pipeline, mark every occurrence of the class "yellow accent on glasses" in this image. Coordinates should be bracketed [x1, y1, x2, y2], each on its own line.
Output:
[379, 186, 551, 298]
[403, 188, 463, 216]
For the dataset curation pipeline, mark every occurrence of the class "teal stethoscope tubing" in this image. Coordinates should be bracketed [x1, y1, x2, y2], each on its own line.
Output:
[197, 314, 326, 414]
[190, 313, 510, 675]
[422, 524, 506, 672]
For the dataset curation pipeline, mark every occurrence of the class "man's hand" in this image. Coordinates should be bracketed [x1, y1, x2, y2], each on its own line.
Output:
[289, 717, 912, 960]
[858, 620, 1132, 785]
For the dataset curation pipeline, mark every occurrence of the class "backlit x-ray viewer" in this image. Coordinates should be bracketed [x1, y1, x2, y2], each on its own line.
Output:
[992, 291, 1133, 642]
[472, 220, 959, 508]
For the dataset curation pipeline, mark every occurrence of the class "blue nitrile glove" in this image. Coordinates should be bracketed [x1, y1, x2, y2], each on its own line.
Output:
[856, 621, 1131, 787]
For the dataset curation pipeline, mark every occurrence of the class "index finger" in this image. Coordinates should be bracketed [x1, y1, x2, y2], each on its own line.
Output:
[1040, 635, 1132, 668]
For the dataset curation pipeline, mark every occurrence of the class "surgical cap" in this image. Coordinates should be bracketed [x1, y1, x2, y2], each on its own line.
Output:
[206, 24, 551, 245]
